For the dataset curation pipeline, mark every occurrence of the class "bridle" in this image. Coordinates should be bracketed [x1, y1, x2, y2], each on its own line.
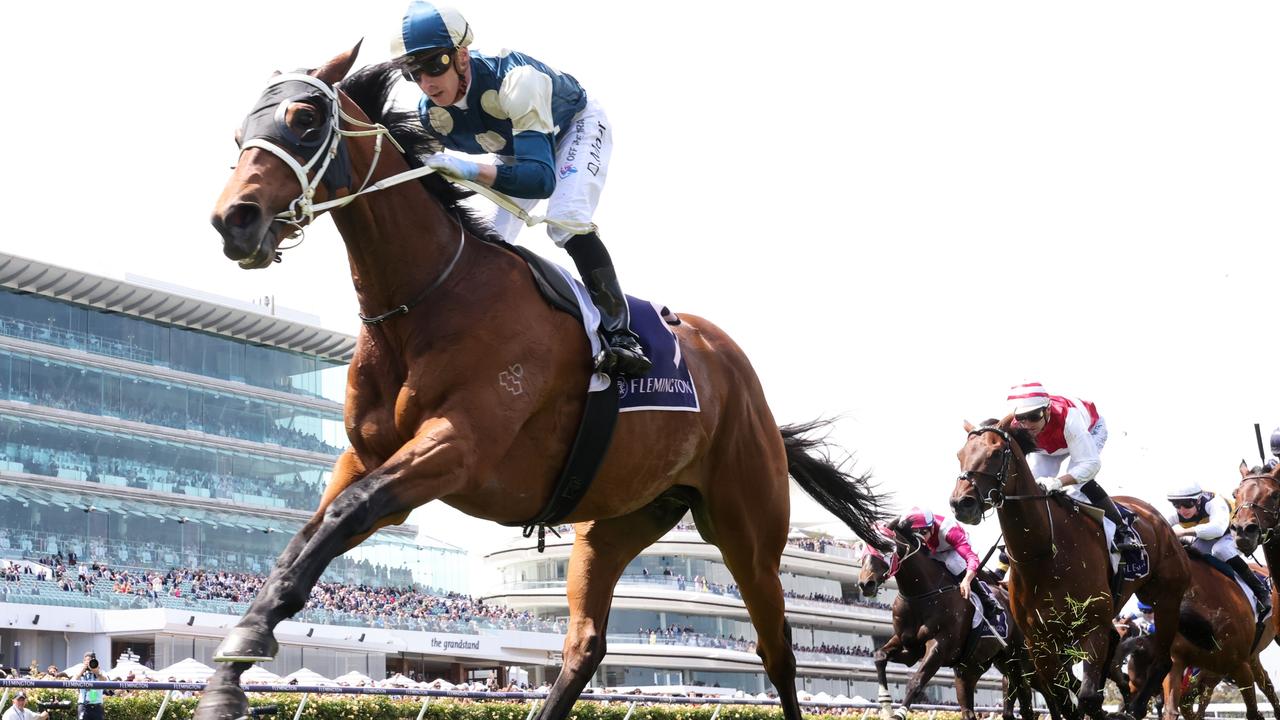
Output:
[1236, 474, 1280, 546]
[958, 426, 1017, 511]
[238, 72, 404, 240]
[235, 71, 467, 324]
[958, 425, 1058, 562]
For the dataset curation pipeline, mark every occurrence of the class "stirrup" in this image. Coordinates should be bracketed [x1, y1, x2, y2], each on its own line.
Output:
[1112, 531, 1143, 552]
[607, 334, 652, 377]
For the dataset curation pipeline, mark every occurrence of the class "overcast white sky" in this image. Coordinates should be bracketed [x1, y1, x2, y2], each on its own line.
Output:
[4, 1, 1280, 609]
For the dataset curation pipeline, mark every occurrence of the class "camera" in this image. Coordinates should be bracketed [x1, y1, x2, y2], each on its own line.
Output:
[86, 653, 98, 670]
[37, 700, 73, 712]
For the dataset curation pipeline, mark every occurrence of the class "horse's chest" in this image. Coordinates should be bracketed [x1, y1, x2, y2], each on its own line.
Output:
[348, 381, 419, 460]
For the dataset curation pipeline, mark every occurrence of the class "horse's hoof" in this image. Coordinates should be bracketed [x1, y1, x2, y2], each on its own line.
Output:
[194, 684, 249, 720]
[214, 627, 278, 663]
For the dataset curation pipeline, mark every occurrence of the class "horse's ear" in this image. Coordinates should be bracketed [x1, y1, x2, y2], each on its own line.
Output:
[1241, 460, 1252, 478]
[315, 39, 363, 85]
[997, 413, 1014, 431]
[1271, 463, 1280, 480]
[963, 420, 975, 433]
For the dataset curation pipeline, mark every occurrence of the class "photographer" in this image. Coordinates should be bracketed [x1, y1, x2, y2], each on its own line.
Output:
[3, 692, 49, 720]
[74, 653, 104, 720]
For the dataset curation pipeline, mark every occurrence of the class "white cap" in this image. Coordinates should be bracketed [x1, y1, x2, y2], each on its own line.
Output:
[1007, 381, 1051, 416]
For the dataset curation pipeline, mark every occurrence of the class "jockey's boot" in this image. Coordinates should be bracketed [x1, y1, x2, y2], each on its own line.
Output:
[1079, 479, 1143, 552]
[565, 231, 652, 377]
[971, 580, 1000, 625]
[1227, 555, 1272, 617]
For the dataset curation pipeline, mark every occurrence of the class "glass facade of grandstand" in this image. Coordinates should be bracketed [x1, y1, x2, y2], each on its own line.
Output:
[0, 287, 463, 592]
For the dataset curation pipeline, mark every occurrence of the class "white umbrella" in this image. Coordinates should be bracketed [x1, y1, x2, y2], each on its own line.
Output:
[813, 691, 833, 701]
[833, 694, 853, 705]
[106, 660, 155, 681]
[376, 672, 418, 688]
[284, 668, 336, 686]
[334, 670, 373, 686]
[241, 666, 283, 685]
[851, 695, 870, 705]
[157, 658, 216, 683]
[424, 678, 455, 690]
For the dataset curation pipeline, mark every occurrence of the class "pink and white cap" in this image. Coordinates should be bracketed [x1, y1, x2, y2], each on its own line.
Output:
[1007, 381, 1051, 416]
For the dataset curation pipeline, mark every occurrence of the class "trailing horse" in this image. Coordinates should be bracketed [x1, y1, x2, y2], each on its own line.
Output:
[858, 523, 1043, 720]
[949, 419, 1190, 720]
[198, 45, 891, 720]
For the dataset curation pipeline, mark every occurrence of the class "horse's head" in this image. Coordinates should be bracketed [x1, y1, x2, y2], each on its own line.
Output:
[212, 43, 364, 269]
[950, 416, 1030, 524]
[1232, 460, 1280, 554]
[857, 522, 900, 596]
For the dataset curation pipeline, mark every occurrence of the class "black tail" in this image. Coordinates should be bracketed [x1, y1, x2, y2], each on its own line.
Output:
[781, 420, 892, 552]
[1178, 604, 1217, 651]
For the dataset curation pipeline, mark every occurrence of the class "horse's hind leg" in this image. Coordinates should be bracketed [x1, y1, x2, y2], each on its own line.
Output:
[693, 452, 802, 720]
[535, 495, 690, 720]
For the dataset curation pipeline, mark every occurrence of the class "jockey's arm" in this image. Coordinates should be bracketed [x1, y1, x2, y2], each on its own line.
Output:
[491, 66, 557, 198]
[945, 523, 981, 596]
[1193, 496, 1231, 539]
[1059, 410, 1100, 485]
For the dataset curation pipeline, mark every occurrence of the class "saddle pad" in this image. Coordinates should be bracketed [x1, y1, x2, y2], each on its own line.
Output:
[617, 297, 699, 413]
[968, 581, 1009, 639]
[1189, 550, 1271, 622]
[1061, 485, 1150, 581]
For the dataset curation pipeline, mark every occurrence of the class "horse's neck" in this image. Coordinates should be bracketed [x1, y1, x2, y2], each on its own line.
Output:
[332, 108, 471, 328]
[997, 455, 1056, 561]
[894, 552, 948, 596]
[1260, 537, 1280, 577]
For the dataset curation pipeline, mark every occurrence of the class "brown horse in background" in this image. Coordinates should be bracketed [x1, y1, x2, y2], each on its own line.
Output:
[858, 523, 1044, 720]
[1153, 553, 1278, 720]
[199, 44, 892, 720]
[949, 420, 1190, 720]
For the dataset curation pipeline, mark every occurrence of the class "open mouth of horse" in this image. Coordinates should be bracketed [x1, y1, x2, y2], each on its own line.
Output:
[216, 205, 281, 270]
[859, 580, 880, 597]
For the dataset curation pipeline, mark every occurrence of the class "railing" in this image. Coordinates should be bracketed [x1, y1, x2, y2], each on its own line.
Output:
[504, 577, 891, 614]
[0, 679, 1037, 719]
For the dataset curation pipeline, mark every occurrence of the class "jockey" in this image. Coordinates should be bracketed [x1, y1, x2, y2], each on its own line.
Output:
[390, 1, 651, 377]
[1267, 426, 1280, 471]
[1007, 381, 1142, 552]
[1167, 479, 1271, 616]
[891, 507, 1000, 625]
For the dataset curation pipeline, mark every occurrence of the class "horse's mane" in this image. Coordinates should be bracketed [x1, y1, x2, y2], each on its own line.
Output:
[337, 63, 504, 244]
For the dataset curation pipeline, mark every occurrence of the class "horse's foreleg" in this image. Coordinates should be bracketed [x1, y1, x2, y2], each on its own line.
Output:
[894, 638, 949, 720]
[1076, 622, 1114, 720]
[197, 427, 467, 720]
[1250, 657, 1280, 719]
[875, 634, 908, 706]
[1137, 598, 1180, 720]
[536, 498, 688, 720]
[1159, 655, 1186, 720]
[955, 667, 981, 720]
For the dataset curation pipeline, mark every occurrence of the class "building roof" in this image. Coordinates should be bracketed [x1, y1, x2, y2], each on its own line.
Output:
[0, 252, 356, 363]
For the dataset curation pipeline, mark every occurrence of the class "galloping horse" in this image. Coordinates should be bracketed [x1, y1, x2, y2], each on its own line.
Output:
[199, 45, 892, 720]
[1155, 553, 1277, 720]
[949, 420, 1190, 720]
[858, 523, 1040, 720]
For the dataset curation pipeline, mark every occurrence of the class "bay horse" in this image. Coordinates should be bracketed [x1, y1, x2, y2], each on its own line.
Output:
[949, 419, 1190, 720]
[199, 44, 893, 720]
[1121, 556, 1280, 717]
[858, 523, 1042, 720]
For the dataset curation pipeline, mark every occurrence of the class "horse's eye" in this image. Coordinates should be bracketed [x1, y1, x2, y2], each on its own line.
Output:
[295, 108, 317, 127]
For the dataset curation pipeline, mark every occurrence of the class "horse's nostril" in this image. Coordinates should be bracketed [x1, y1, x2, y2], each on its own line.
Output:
[225, 203, 262, 230]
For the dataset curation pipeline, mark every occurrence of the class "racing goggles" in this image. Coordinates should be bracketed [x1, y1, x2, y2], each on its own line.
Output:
[399, 50, 456, 80]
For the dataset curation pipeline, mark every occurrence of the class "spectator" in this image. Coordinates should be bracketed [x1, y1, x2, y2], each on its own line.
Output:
[2, 692, 48, 720]
[74, 652, 105, 720]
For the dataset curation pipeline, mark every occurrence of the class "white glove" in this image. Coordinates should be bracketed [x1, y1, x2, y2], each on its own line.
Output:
[1179, 534, 1196, 546]
[1037, 477, 1063, 493]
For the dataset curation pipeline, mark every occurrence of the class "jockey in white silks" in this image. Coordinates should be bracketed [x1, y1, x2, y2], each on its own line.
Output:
[1007, 380, 1141, 551]
[1166, 479, 1270, 616]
